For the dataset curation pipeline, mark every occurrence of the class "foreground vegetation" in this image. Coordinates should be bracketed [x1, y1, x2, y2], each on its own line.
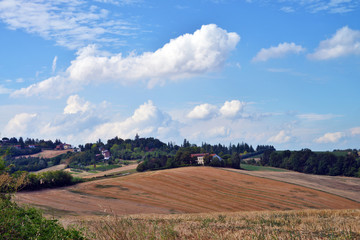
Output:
[0, 155, 85, 240]
[79, 209, 360, 239]
[0, 199, 84, 240]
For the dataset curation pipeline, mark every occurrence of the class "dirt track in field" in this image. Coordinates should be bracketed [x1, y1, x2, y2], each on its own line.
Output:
[15, 167, 360, 217]
[225, 168, 360, 203]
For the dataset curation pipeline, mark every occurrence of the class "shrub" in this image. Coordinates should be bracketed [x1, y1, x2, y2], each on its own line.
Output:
[0, 199, 85, 240]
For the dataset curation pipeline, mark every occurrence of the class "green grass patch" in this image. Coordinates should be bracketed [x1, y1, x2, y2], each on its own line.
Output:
[241, 164, 288, 172]
[86, 164, 122, 171]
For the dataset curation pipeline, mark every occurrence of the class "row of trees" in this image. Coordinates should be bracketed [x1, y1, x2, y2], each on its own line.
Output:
[261, 149, 360, 177]
[1, 137, 63, 149]
[136, 146, 244, 172]
[5, 151, 73, 173]
[24, 170, 80, 191]
[0, 146, 41, 158]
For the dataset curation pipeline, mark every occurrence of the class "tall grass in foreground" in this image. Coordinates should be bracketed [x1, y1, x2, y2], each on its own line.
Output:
[79, 209, 360, 240]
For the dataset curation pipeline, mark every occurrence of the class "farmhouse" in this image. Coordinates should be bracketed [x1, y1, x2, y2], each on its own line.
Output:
[102, 150, 111, 160]
[190, 153, 208, 165]
[191, 153, 223, 165]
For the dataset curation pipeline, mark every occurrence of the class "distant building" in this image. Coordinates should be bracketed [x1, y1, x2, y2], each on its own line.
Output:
[190, 153, 209, 165]
[102, 150, 111, 160]
[190, 153, 223, 165]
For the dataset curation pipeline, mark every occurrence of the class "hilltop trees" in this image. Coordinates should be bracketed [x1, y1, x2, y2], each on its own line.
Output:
[261, 149, 360, 177]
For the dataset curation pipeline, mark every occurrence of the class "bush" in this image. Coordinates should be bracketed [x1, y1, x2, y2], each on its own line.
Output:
[23, 170, 83, 191]
[0, 198, 85, 240]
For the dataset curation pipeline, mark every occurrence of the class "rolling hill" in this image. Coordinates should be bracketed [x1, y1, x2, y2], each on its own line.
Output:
[16, 166, 360, 217]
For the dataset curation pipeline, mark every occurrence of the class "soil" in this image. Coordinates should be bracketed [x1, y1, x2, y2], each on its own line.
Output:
[225, 168, 360, 202]
[15, 166, 360, 218]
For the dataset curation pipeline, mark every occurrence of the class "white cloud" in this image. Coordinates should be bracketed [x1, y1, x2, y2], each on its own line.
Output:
[4, 113, 38, 137]
[88, 100, 178, 142]
[252, 42, 305, 62]
[52, 56, 58, 73]
[64, 95, 91, 114]
[280, 6, 295, 13]
[308, 26, 360, 60]
[0, 0, 133, 49]
[297, 113, 341, 121]
[314, 131, 345, 143]
[13, 24, 240, 98]
[220, 100, 246, 118]
[350, 127, 360, 136]
[207, 126, 230, 138]
[268, 130, 291, 143]
[0, 85, 12, 94]
[187, 103, 218, 120]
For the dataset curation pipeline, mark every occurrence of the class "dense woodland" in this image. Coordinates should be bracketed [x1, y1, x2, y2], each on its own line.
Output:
[260, 149, 360, 177]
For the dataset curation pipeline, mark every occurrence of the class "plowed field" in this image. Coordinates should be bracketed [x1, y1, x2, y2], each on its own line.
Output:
[16, 167, 360, 217]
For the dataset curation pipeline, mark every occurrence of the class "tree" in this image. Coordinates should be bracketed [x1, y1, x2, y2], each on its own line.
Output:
[231, 153, 241, 169]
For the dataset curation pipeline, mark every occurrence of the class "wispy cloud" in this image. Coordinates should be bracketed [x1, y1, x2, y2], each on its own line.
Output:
[308, 26, 360, 60]
[52, 56, 58, 73]
[12, 24, 240, 98]
[252, 42, 305, 62]
[246, 0, 360, 13]
[0, 0, 135, 49]
[297, 113, 342, 121]
[94, 0, 142, 5]
[280, 6, 295, 13]
[0, 85, 12, 94]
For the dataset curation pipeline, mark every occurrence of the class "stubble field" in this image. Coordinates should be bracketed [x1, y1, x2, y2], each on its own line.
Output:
[16, 166, 360, 218]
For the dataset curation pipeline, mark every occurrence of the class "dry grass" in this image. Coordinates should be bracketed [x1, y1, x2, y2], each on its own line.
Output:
[75, 209, 360, 239]
[17, 149, 72, 159]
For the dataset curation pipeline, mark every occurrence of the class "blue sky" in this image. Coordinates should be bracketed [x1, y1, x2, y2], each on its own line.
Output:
[0, 0, 359, 150]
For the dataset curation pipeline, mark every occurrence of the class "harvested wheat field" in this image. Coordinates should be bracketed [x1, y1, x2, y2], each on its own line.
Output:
[17, 149, 72, 159]
[225, 168, 360, 202]
[76, 209, 360, 240]
[16, 167, 360, 217]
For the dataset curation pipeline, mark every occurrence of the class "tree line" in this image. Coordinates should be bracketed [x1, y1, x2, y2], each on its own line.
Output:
[260, 149, 360, 177]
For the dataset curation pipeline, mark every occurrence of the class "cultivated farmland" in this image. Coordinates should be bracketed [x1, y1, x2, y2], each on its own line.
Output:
[15, 166, 360, 218]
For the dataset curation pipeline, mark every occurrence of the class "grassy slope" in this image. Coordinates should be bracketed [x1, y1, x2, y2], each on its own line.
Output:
[240, 164, 287, 172]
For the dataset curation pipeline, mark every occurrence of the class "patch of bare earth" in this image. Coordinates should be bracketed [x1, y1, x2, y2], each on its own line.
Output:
[17, 149, 72, 159]
[225, 168, 360, 202]
[15, 167, 360, 219]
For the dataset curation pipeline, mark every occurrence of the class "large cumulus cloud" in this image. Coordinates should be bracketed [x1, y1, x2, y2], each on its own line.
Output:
[13, 24, 240, 98]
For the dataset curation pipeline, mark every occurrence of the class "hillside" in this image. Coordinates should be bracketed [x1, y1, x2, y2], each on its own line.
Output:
[226, 168, 360, 202]
[16, 166, 360, 217]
